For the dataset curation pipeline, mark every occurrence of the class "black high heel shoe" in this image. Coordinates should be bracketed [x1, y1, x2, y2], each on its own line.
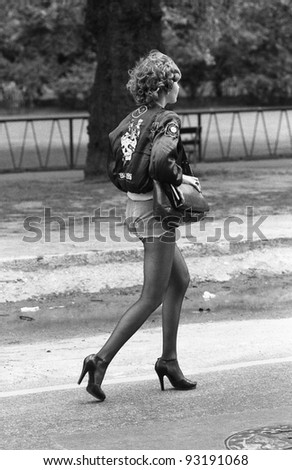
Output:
[155, 358, 197, 391]
[78, 354, 108, 401]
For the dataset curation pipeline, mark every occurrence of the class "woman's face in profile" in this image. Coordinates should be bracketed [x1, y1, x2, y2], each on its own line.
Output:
[166, 81, 180, 104]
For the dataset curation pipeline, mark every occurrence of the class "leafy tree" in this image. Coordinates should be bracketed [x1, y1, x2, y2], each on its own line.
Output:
[1, 0, 292, 110]
[214, 0, 292, 103]
[0, 0, 96, 107]
[84, 0, 292, 176]
[1, 0, 292, 175]
[161, 0, 222, 96]
[161, 0, 292, 103]
[84, 0, 163, 178]
[162, 0, 292, 103]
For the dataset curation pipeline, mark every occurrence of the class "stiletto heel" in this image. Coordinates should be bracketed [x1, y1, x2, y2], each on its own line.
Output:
[155, 358, 197, 391]
[156, 370, 165, 391]
[78, 359, 89, 385]
[77, 354, 108, 401]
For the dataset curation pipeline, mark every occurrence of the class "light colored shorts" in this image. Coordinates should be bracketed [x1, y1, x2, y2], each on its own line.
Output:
[125, 198, 172, 240]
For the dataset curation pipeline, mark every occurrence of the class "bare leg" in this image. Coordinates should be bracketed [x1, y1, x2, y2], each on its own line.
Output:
[161, 244, 190, 360]
[97, 231, 176, 366]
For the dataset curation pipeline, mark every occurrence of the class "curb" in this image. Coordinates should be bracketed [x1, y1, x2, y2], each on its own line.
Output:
[1, 237, 292, 272]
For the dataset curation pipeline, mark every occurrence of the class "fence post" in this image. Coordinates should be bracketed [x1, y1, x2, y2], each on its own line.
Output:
[69, 118, 74, 169]
[197, 113, 202, 162]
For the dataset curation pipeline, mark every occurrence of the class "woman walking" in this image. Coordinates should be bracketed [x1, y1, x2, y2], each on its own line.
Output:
[78, 50, 201, 401]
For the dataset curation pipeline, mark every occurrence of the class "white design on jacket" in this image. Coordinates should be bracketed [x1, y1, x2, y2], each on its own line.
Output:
[121, 119, 143, 162]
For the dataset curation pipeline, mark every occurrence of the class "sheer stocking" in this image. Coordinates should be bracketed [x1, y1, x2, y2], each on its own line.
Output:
[161, 245, 190, 380]
[97, 231, 176, 364]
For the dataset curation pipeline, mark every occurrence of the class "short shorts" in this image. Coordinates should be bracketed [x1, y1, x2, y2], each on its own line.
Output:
[125, 198, 173, 240]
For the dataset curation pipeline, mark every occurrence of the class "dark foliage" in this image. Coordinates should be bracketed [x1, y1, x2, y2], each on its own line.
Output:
[1, 0, 291, 109]
[0, 0, 96, 108]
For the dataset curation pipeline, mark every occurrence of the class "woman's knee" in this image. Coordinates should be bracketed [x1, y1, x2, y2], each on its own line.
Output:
[140, 290, 165, 311]
[173, 264, 190, 291]
[172, 249, 191, 292]
[176, 271, 190, 294]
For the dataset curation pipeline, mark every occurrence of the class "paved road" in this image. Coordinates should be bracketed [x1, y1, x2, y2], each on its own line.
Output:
[2, 363, 291, 450]
[0, 156, 291, 454]
[1, 315, 292, 450]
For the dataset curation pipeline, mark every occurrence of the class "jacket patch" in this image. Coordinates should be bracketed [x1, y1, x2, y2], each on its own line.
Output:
[121, 119, 143, 162]
[164, 121, 179, 138]
[119, 172, 132, 180]
[132, 105, 148, 118]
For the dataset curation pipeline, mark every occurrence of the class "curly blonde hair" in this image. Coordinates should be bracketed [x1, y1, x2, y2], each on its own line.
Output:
[126, 50, 181, 106]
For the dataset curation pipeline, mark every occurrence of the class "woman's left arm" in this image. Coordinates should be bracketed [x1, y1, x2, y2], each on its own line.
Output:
[149, 112, 183, 186]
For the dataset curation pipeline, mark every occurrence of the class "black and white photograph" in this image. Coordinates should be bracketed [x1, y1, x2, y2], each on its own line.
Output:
[0, 0, 292, 467]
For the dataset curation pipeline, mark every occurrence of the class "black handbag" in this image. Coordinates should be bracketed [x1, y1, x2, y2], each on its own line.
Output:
[153, 179, 209, 228]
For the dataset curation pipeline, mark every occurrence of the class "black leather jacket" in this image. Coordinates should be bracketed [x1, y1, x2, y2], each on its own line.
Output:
[108, 104, 192, 193]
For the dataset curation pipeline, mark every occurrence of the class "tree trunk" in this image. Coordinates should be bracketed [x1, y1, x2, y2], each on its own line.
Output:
[84, 0, 163, 179]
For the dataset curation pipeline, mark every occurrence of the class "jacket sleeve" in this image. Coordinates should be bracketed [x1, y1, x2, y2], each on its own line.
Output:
[149, 111, 183, 186]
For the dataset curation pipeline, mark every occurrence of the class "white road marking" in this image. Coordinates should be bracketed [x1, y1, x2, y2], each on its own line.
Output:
[1, 355, 291, 398]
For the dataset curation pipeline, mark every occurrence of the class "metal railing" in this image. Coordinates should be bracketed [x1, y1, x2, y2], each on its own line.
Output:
[179, 106, 292, 162]
[0, 113, 89, 172]
[0, 106, 291, 172]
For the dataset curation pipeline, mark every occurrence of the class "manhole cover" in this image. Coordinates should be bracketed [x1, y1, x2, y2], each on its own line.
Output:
[225, 425, 292, 450]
